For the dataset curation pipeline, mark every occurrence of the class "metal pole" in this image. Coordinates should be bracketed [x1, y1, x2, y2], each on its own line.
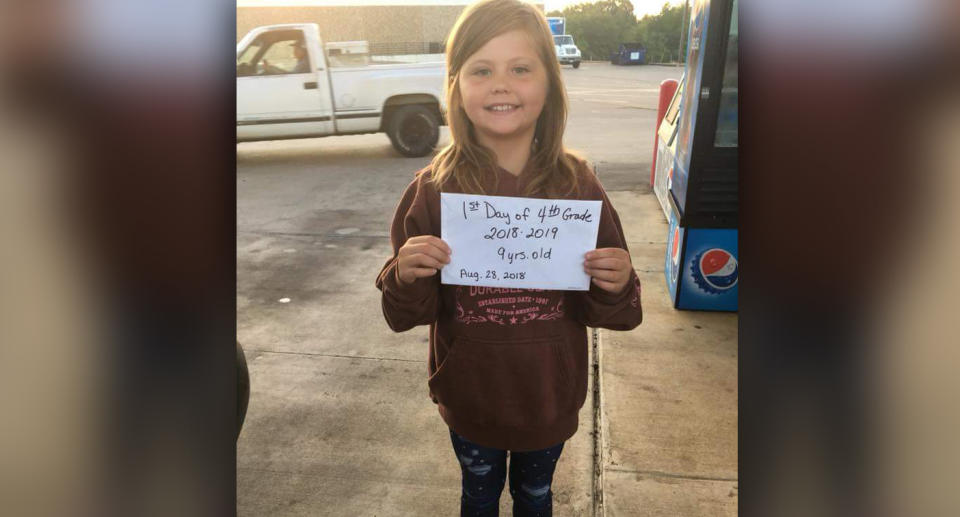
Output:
[677, 0, 689, 66]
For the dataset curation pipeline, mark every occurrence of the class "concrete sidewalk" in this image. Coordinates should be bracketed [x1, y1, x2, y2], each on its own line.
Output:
[596, 187, 738, 516]
[236, 177, 737, 517]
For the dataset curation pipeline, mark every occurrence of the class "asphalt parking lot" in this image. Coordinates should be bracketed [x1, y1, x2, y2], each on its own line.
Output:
[236, 62, 680, 365]
[236, 63, 737, 516]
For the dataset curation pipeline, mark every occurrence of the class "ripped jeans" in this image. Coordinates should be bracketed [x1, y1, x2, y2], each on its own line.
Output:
[449, 428, 565, 517]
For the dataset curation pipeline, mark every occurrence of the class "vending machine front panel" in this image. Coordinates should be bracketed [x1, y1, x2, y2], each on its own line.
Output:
[664, 209, 686, 306]
[673, 0, 712, 215]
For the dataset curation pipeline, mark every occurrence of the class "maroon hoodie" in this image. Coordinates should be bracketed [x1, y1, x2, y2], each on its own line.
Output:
[375, 156, 642, 451]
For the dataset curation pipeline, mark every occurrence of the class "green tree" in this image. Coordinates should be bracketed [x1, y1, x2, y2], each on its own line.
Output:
[548, 1, 688, 64]
[633, 3, 689, 63]
[549, 0, 637, 61]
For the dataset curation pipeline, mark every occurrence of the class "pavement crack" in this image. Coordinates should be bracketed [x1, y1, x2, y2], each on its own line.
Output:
[591, 326, 605, 517]
[249, 349, 421, 363]
[591, 163, 606, 517]
[605, 466, 738, 482]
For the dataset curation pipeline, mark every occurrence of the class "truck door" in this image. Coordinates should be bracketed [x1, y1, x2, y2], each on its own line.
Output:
[236, 25, 334, 140]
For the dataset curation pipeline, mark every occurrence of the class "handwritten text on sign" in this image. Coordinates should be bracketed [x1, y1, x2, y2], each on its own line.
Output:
[440, 193, 602, 290]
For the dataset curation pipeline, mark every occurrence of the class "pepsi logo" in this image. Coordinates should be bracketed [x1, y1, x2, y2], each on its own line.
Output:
[691, 248, 738, 294]
[669, 226, 681, 283]
[670, 226, 681, 266]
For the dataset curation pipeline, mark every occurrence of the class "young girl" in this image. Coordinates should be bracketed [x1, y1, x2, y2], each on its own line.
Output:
[375, 1, 642, 514]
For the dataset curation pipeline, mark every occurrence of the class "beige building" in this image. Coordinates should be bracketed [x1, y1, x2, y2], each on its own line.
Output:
[237, 1, 544, 53]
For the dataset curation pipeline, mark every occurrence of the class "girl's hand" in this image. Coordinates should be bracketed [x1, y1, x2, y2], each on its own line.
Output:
[584, 248, 632, 294]
[397, 235, 451, 285]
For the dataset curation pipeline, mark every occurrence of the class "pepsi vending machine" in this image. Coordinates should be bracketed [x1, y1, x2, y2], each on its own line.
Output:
[654, 0, 738, 311]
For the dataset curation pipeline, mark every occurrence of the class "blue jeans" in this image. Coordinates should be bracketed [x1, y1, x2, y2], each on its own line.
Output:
[449, 428, 565, 517]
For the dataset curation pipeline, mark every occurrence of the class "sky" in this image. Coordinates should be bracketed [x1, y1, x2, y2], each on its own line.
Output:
[237, 0, 685, 20]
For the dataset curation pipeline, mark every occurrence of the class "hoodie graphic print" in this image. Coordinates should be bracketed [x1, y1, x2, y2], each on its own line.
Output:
[455, 286, 564, 326]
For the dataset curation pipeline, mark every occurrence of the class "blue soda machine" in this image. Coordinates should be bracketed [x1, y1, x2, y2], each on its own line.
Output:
[653, 0, 738, 311]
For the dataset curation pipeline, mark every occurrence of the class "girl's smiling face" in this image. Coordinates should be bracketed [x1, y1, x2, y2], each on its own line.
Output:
[458, 29, 549, 146]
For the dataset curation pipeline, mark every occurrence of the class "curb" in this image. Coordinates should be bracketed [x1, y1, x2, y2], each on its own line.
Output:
[591, 160, 607, 517]
[591, 326, 606, 517]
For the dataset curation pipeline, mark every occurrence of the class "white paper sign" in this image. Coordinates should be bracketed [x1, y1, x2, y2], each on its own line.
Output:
[440, 193, 602, 290]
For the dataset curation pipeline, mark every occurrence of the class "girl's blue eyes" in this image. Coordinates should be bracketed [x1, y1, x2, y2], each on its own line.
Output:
[471, 67, 530, 76]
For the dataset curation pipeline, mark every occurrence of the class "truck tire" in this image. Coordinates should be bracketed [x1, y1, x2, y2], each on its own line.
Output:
[573, 61, 581, 69]
[387, 105, 439, 157]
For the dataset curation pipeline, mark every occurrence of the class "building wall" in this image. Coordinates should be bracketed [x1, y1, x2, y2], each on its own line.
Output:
[237, 4, 545, 46]
[238, 6, 461, 45]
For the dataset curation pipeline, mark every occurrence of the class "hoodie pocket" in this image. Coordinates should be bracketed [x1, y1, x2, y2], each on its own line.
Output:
[427, 335, 575, 428]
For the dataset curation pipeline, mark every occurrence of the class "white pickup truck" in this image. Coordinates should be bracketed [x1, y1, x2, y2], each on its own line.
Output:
[236, 23, 446, 157]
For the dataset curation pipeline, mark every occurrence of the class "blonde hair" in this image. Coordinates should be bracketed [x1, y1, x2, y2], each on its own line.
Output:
[429, 0, 582, 197]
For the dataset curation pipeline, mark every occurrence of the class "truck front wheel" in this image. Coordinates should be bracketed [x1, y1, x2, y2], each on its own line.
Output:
[572, 61, 581, 69]
[387, 105, 439, 157]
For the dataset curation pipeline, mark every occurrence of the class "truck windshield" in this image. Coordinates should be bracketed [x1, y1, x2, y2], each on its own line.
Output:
[238, 41, 262, 67]
[237, 30, 311, 76]
[553, 35, 573, 46]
